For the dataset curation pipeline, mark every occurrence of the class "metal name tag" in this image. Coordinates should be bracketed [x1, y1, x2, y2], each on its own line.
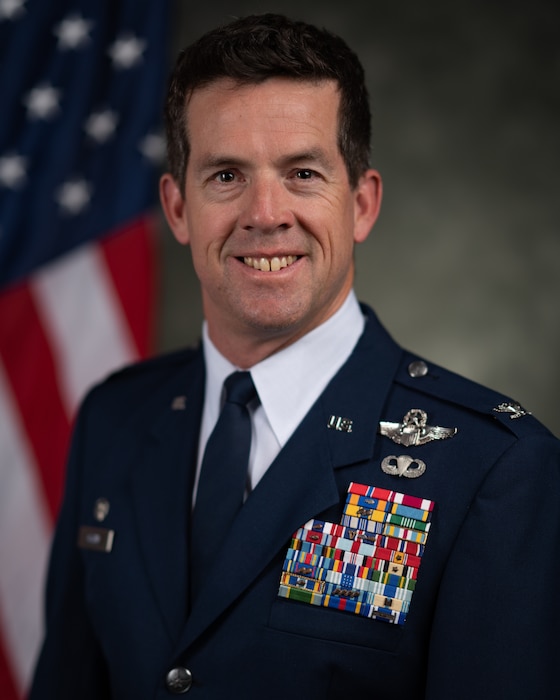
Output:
[77, 525, 114, 553]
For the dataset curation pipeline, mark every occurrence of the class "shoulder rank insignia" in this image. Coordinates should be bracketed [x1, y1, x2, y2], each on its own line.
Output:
[493, 402, 531, 420]
[379, 409, 457, 446]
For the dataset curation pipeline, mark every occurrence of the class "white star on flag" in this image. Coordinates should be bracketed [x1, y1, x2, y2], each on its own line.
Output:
[138, 131, 166, 165]
[55, 178, 93, 215]
[0, 0, 26, 20]
[84, 109, 119, 143]
[0, 153, 27, 189]
[53, 13, 94, 50]
[23, 83, 61, 120]
[108, 33, 146, 69]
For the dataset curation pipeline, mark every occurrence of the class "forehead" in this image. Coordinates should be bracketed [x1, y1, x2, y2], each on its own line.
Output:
[185, 78, 341, 150]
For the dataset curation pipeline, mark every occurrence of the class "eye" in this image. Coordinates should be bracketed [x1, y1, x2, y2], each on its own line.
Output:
[215, 170, 235, 183]
[295, 169, 315, 180]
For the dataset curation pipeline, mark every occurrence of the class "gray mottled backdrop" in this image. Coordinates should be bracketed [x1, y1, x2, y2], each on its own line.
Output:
[158, 0, 559, 435]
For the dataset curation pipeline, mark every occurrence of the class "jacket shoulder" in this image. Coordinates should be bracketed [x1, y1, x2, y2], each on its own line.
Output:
[394, 351, 554, 441]
[104, 344, 200, 386]
[81, 344, 202, 417]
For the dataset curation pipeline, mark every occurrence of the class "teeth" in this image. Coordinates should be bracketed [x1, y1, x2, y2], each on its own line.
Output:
[243, 255, 298, 272]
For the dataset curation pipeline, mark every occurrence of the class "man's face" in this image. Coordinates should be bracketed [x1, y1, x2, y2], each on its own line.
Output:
[161, 77, 381, 363]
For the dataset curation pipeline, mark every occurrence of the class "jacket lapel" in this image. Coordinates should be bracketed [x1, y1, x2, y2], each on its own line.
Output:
[325, 306, 403, 470]
[182, 391, 337, 648]
[181, 308, 403, 648]
[131, 351, 204, 641]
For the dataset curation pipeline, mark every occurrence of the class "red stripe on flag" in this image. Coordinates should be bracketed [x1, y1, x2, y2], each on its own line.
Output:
[0, 282, 70, 521]
[100, 216, 157, 358]
[0, 626, 21, 700]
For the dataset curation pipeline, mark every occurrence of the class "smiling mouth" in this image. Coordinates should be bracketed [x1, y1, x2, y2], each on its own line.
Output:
[242, 255, 299, 272]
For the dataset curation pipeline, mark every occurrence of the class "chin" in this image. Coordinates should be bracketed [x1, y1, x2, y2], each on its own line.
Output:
[241, 305, 309, 337]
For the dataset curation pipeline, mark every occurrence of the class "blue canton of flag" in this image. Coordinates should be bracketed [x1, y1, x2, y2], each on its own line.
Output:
[0, 0, 168, 285]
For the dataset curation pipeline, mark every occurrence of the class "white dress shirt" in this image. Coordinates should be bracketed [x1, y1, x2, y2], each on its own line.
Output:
[194, 291, 365, 500]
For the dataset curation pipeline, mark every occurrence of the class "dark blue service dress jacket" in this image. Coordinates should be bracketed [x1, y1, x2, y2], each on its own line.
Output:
[30, 305, 560, 699]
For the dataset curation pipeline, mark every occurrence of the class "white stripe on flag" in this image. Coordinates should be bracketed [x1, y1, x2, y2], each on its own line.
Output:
[0, 364, 51, 695]
[31, 242, 138, 417]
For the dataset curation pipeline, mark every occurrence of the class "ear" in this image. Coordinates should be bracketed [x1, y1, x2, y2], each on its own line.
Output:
[159, 172, 190, 245]
[353, 169, 382, 244]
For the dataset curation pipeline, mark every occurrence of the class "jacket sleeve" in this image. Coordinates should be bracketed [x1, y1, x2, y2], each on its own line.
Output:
[29, 396, 111, 699]
[425, 432, 560, 699]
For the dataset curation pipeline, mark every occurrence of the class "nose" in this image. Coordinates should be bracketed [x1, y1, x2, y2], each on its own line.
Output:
[238, 176, 295, 233]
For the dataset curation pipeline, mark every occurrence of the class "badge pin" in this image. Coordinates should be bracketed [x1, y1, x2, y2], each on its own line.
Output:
[94, 497, 110, 522]
[493, 402, 531, 420]
[327, 415, 353, 433]
[379, 409, 457, 446]
[381, 455, 427, 479]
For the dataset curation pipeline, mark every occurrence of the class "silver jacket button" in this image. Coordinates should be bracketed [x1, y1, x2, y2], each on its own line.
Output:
[166, 667, 193, 694]
[408, 360, 428, 378]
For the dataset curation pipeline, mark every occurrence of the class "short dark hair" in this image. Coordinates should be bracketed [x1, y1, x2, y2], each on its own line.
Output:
[164, 13, 371, 189]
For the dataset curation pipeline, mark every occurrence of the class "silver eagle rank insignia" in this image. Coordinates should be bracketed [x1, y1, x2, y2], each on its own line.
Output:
[493, 402, 531, 420]
[379, 409, 457, 447]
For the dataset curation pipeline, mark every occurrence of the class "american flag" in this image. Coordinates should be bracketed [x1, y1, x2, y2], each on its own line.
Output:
[0, 1, 168, 697]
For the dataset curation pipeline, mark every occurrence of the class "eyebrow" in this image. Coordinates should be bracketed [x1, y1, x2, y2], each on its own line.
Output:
[279, 148, 334, 170]
[196, 155, 248, 173]
[195, 147, 335, 174]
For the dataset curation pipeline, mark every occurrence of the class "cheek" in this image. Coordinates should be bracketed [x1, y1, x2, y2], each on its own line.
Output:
[186, 212, 225, 261]
[185, 233, 216, 285]
[319, 210, 357, 262]
[306, 193, 355, 240]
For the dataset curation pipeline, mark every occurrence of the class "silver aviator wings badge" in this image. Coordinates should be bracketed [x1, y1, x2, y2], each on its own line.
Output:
[379, 409, 457, 447]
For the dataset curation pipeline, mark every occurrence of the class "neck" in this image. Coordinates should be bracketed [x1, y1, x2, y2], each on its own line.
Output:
[204, 291, 356, 369]
[206, 324, 308, 369]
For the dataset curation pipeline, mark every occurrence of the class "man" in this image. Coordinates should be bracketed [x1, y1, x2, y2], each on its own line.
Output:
[30, 14, 559, 699]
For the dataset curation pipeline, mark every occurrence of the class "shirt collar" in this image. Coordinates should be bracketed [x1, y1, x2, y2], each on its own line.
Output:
[202, 290, 365, 446]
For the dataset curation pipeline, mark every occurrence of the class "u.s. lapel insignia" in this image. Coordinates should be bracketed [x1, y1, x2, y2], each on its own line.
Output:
[381, 455, 426, 479]
[171, 395, 187, 410]
[493, 401, 531, 420]
[94, 497, 110, 522]
[379, 409, 457, 446]
[327, 415, 353, 433]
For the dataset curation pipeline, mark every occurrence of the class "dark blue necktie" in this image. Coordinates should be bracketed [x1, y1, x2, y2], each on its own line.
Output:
[190, 371, 257, 601]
